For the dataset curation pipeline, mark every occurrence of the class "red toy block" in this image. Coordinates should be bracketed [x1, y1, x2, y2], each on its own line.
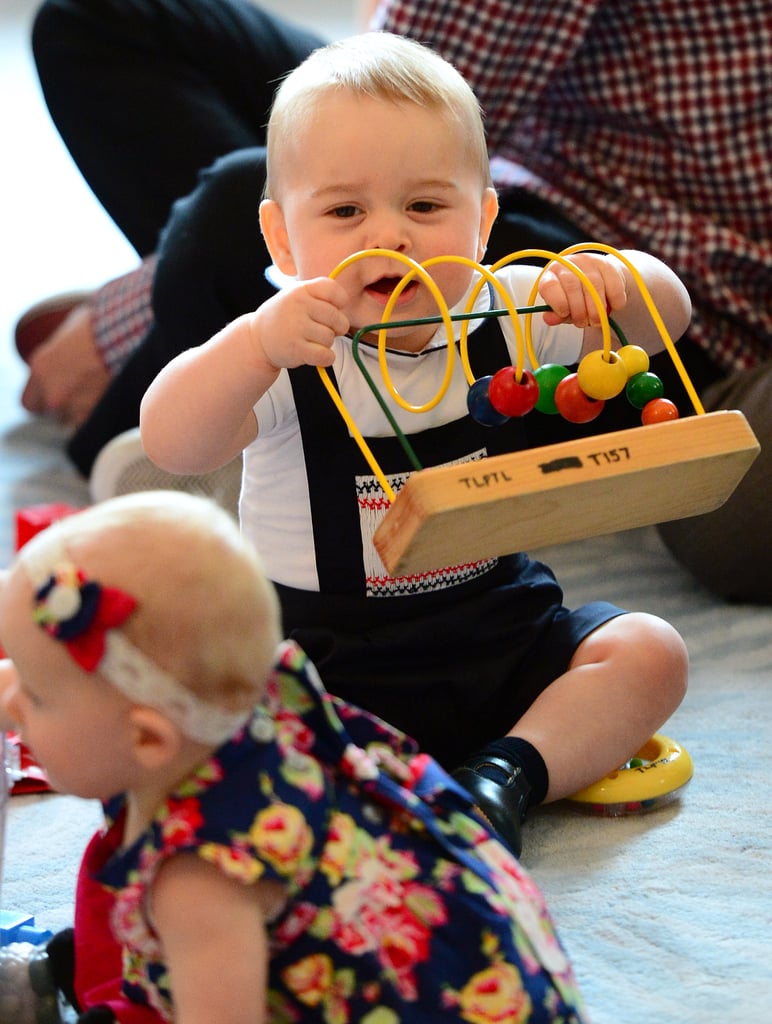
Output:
[3, 503, 80, 795]
[15, 502, 81, 550]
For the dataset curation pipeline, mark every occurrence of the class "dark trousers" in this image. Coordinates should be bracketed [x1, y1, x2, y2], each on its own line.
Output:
[33, 0, 324, 469]
[33, 0, 325, 255]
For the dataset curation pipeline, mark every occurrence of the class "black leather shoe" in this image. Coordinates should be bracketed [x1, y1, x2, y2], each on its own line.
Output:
[452, 755, 532, 858]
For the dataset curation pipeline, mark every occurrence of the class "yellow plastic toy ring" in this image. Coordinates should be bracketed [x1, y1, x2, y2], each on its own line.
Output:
[567, 733, 693, 816]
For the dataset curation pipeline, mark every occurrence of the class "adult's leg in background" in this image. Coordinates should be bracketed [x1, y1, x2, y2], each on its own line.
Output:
[32, 0, 325, 253]
[67, 148, 272, 474]
[657, 362, 772, 604]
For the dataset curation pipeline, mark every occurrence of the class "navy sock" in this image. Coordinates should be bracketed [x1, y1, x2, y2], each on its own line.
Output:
[469, 737, 549, 808]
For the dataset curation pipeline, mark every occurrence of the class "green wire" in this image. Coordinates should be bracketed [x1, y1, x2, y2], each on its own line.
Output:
[350, 306, 625, 471]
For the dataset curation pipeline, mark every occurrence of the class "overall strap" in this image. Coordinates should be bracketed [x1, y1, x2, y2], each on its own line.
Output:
[288, 313, 528, 595]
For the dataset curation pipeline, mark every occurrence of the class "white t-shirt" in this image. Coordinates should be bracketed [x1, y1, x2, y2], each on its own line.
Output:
[241, 264, 583, 591]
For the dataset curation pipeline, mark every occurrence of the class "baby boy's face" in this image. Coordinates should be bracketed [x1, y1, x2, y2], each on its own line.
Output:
[265, 90, 498, 352]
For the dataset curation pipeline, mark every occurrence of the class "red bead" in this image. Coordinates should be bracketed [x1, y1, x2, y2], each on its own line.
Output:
[641, 398, 679, 424]
[488, 366, 540, 417]
[554, 373, 606, 423]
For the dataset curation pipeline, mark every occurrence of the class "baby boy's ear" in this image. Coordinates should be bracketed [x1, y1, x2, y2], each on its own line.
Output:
[128, 706, 183, 770]
[259, 199, 298, 277]
[477, 187, 499, 261]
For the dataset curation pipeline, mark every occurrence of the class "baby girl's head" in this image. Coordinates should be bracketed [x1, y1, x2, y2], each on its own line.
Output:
[2, 491, 281, 745]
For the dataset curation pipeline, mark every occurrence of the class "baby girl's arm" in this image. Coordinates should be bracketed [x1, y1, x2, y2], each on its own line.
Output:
[151, 853, 277, 1024]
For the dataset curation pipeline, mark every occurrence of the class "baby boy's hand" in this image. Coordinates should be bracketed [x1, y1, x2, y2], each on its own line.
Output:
[538, 253, 627, 328]
[251, 278, 350, 370]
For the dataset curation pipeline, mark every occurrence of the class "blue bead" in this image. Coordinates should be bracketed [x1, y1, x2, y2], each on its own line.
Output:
[467, 376, 511, 426]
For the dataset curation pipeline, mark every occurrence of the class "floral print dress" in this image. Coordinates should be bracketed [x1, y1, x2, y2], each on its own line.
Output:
[97, 641, 587, 1023]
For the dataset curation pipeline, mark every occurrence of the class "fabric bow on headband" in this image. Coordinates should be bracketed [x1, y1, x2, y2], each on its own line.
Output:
[33, 563, 137, 672]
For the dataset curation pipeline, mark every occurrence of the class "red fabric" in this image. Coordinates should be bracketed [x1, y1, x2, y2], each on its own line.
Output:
[5, 733, 51, 794]
[74, 830, 162, 1022]
[92, 257, 156, 375]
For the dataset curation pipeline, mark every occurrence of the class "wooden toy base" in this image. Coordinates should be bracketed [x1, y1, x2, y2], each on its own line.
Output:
[374, 410, 760, 575]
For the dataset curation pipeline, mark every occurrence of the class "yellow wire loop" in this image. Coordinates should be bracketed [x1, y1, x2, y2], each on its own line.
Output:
[556, 243, 704, 414]
[332, 250, 457, 413]
[419, 255, 531, 385]
[491, 249, 614, 361]
[314, 363, 396, 500]
[314, 244, 701, 510]
[317, 248, 460, 499]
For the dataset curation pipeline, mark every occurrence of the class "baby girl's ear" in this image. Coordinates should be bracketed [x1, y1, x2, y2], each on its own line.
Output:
[128, 706, 184, 770]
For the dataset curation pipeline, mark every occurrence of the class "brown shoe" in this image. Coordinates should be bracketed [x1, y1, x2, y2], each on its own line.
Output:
[14, 291, 93, 364]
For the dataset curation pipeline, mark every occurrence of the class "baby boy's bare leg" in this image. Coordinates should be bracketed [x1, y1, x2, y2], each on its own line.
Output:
[510, 611, 688, 802]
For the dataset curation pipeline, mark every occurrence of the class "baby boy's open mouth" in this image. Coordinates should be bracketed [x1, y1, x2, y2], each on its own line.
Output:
[365, 276, 419, 304]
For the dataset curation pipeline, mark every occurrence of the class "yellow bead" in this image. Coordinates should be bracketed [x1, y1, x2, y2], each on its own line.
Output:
[577, 350, 628, 400]
[616, 344, 650, 378]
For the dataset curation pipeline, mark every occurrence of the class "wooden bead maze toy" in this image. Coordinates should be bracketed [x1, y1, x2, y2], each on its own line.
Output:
[319, 245, 760, 577]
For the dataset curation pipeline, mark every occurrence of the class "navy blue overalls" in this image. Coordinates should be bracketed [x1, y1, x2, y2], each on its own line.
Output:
[275, 315, 621, 765]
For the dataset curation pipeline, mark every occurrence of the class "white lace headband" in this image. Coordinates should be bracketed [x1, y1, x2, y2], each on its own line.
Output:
[20, 531, 251, 746]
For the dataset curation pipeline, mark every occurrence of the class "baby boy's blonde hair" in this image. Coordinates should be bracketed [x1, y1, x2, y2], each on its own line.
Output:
[20, 491, 281, 718]
[265, 32, 493, 198]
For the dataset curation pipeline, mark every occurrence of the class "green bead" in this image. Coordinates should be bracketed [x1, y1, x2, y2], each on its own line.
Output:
[533, 363, 571, 415]
[626, 371, 664, 409]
